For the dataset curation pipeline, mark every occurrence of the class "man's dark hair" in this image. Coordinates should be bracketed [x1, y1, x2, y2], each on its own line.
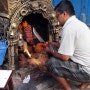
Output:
[54, 0, 75, 16]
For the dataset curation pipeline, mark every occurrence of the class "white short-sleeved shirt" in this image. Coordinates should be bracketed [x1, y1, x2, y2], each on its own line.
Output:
[58, 16, 90, 74]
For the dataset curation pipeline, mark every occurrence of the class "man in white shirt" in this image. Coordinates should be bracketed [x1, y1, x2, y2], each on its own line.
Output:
[45, 0, 90, 90]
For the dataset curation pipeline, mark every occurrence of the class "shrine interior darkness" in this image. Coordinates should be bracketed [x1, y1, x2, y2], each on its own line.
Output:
[22, 13, 49, 42]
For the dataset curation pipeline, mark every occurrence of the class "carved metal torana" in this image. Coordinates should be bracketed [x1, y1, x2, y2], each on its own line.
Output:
[0, 0, 61, 70]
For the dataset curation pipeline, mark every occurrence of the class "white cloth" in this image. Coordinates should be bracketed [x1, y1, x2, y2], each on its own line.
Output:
[58, 16, 90, 74]
[23, 75, 30, 83]
[0, 70, 12, 88]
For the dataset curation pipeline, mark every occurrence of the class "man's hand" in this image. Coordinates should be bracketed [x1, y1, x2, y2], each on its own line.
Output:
[45, 42, 55, 54]
[51, 42, 60, 48]
[45, 45, 51, 54]
[44, 42, 70, 61]
[43, 42, 51, 53]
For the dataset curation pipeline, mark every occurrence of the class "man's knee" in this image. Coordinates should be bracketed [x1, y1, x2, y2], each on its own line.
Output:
[45, 57, 56, 67]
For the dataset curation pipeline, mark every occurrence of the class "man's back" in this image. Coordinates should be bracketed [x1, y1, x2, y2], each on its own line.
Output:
[68, 16, 90, 73]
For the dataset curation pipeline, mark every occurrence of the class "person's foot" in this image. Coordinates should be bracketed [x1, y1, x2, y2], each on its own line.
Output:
[80, 83, 90, 90]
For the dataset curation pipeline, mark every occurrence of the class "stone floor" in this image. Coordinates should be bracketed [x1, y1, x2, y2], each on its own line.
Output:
[12, 68, 90, 90]
[1, 65, 90, 90]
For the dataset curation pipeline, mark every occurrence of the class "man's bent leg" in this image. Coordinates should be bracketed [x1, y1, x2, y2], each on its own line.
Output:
[51, 73, 71, 90]
[46, 57, 72, 90]
[80, 83, 90, 90]
[46, 57, 90, 90]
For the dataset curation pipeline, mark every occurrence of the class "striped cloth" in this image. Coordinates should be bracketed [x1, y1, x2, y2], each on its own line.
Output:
[46, 57, 90, 83]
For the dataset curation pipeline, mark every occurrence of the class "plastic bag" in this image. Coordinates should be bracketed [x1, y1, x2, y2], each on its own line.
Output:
[0, 39, 8, 65]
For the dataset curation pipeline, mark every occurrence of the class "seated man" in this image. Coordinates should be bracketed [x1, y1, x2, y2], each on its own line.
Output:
[45, 0, 90, 90]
